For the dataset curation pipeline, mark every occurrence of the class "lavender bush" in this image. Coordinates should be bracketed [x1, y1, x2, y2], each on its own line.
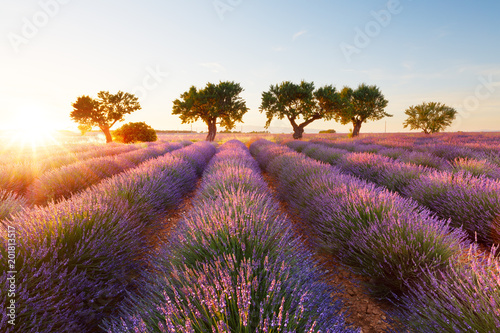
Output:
[287, 141, 427, 193]
[404, 170, 500, 245]
[396, 150, 450, 170]
[451, 157, 500, 180]
[391, 246, 500, 332]
[105, 140, 355, 332]
[27, 142, 186, 205]
[0, 189, 28, 221]
[0, 142, 215, 333]
[251, 139, 468, 298]
[0, 143, 142, 195]
[289, 141, 500, 246]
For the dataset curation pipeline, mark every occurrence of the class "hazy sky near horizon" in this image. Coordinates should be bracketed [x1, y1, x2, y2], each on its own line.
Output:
[1, 0, 499, 134]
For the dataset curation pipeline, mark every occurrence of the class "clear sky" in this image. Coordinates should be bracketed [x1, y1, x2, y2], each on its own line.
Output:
[1, 0, 499, 134]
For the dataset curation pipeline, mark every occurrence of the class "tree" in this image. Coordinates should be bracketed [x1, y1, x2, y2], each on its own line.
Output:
[319, 129, 336, 134]
[77, 124, 92, 136]
[70, 91, 141, 143]
[113, 122, 157, 143]
[260, 81, 342, 139]
[172, 81, 248, 141]
[403, 102, 457, 134]
[337, 83, 390, 137]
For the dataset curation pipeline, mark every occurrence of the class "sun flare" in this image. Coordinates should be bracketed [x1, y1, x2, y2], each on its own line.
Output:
[6, 105, 60, 148]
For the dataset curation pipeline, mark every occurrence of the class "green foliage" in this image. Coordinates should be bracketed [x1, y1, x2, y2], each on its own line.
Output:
[113, 122, 157, 143]
[71, 91, 141, 142]
[338, 84, 390, 137]
[260, 81, 342, 139]
[77, 124, 92, 136]
[172, 81, 248, 141]
[319, 129, 336, 133]
[403, 101, 457, 134]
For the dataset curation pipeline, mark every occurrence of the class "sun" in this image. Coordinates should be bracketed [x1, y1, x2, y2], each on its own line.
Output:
[15, 122, 57, 146]
[6, 105, 60, 148]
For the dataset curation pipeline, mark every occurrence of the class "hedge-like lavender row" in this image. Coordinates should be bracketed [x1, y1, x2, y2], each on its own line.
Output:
[265, 140, 500, 332]
[288, 140, 500, 245]
[0, 142, 216, 333]
[26, 141, 189, 205]
[0, 142, 163, 220]
[309, 139, 450, 169]
[311, 139, 500, 177]
[389, 246, 500, 332]
[312, 137, 490, 162]
[252, 139, 468, 299]
[0, 142, 103, 166]
[0, 143, 144, 195]
[403, 170, 500, 245]
[105, 140, 356, 332]
[0, 190, 28, 221]
[284, 140, 500, 330]
[287, 140, 429, 194]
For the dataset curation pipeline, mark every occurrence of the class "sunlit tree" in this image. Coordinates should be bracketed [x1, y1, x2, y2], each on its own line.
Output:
[337, 84, 390, 137]
[172, 81, 248, 141]
[71, 91, 141, 143]
[260, 81, 342, 139]
[113, 122, 157, 143]
[403, 102, 457, 134]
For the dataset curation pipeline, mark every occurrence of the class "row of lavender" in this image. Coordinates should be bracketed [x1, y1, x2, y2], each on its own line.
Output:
[26, 141, 191, 205]
[288, 140, 500, 246]
[0, 141, 189, 221]
[366, 132, 500, 156]
[105, 140, 356, 332]
[0, 142, 216, 332]
[318, 132, 500, 159]
[251, 139, 500, 332]
[0, 142, 141, 194]
[0, 141, 106, 165]
[310, 138, 500, 178]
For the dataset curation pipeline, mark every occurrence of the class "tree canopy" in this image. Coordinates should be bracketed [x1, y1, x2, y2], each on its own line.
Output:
[70, 91, 141, 143]
[172, 81, 248, 141]
[337, 84, 390, 137]
[260, 81, 342, 139]
[113, 122, 157, 143]
[403, 102, 457, 134]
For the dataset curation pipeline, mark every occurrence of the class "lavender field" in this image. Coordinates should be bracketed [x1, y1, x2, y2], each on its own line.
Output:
[1, 132, 500, 333]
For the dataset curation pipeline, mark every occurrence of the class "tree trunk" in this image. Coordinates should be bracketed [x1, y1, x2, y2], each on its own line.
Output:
[352, 120, 362, 137]
[100, 125, 113, 143]
[293, 126, 305, 139]
[206, 119, 217, 142]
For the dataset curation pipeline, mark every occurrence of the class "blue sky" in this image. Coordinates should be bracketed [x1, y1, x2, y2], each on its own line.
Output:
[1, 0, 499, 134]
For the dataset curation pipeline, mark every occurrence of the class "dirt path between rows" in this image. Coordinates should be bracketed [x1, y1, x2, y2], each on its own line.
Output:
[261, 172, 397, 333]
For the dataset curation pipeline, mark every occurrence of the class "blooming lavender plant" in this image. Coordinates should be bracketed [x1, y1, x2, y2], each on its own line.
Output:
[391, 245, 500, 332]
[404, 170, 500, 245]
[105, 140, 355, 332]
[0, 143, 143, 195]
[0, 142, 215, 333]
[252, 139, 469, 298]
[287, 141, 427, 193]
[451, 157, 500, 180]
[288, 140, 500, 246]
[26, 142, 184, 205]
[0, 189, 28, 221]
[396, 150, 450, 170]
